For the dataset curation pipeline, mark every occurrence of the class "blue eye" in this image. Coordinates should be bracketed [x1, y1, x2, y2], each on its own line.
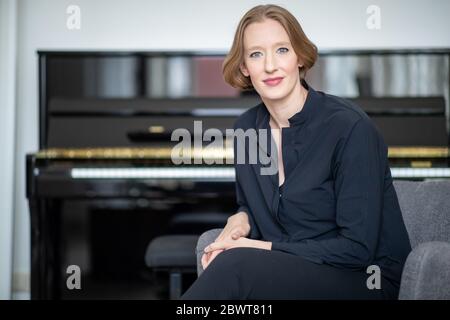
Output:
[249, 52, 261, 58]
[249, 47, 288, 58]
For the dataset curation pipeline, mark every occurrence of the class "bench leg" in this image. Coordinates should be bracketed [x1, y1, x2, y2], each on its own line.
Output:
[169, 271, 182, 300]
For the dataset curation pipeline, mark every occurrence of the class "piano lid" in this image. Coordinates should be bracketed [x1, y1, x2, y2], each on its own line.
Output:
[38, 51, 450, 150]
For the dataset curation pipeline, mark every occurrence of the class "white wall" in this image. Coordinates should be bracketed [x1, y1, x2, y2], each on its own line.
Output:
[8, 0, 450, 298]
[0, 0, 17, 300]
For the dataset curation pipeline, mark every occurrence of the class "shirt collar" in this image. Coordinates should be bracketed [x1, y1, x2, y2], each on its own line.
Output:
[255, 80, 319, 130]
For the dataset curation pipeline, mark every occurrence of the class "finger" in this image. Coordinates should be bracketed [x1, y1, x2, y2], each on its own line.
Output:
[211, 249, 222, 260]
[231, 232, 241, 240]
[215, 229, 228, 243]
[205, 253, 212, 269]
[211, 249, 223, 260]
[205, 241, 226, 253]
[217, 226, 242, 242]
[231, 226, 247, 238]
[215, 232, 225, 243]
[201, 253, 209, 269]
[205, 250, 222, 269]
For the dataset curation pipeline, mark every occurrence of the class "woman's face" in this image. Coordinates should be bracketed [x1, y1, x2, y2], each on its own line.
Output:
[240, 18, 302, 102]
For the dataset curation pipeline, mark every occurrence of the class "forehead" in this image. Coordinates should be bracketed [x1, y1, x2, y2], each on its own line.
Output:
[243, 19, 291, 50]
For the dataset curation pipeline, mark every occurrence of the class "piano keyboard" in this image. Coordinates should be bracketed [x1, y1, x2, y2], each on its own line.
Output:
[64, 166, 450, 180]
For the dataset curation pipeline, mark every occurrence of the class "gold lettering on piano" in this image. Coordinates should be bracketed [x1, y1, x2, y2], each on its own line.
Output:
[148, 126, 165, 133]
[410, 161, 432, 168]
[35, 146, 449, 164]
[388, 147, 449, 158]
[35, 147, 233, 160]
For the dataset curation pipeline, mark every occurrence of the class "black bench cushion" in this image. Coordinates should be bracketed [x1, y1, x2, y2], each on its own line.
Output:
[145, 235, 199, 268]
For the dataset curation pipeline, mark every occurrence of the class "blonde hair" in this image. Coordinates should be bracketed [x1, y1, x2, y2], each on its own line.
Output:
[223, 4, 318, 91]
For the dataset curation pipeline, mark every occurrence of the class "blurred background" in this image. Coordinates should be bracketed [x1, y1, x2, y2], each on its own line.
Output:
[1, 0, 449, 300]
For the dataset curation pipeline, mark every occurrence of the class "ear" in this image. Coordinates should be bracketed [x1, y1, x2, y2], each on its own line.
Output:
[240, 64, 250, 77]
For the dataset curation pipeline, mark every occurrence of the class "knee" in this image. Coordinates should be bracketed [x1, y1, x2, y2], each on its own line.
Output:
[199, 248, 263, 299]
[209, 247, 260, 277]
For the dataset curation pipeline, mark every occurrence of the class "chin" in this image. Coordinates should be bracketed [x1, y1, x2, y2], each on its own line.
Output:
[259, 90, 289, 101]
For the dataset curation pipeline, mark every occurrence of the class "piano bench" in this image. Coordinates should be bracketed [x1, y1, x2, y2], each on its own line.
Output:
[145, 234, 199, 300]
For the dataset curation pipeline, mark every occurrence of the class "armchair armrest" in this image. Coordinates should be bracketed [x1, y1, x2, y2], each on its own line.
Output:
[196, 228, 223, 277]
[399, 241, 450, 299]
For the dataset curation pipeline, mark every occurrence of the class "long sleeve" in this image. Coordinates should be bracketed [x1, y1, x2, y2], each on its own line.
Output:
[235, 176, 261, 239]
[233, 121, 262, 240]
[271, 119, 386, 269]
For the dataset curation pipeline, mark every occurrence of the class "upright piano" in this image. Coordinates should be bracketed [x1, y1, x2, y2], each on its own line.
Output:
[26, 50, 450, 299]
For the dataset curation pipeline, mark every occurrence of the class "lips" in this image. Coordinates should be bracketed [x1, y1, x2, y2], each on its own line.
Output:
[263, 77, 284, 86]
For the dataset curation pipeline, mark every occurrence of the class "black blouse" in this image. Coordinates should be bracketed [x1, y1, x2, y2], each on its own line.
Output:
[233, 81, 411, 286]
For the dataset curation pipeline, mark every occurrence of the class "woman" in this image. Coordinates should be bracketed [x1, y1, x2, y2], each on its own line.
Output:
[181, 4, 411, 300]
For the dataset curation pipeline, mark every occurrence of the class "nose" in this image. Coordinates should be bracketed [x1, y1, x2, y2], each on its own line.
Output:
[264, 53, 277, 73]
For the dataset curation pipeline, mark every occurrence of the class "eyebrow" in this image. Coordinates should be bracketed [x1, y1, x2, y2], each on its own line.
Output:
[247, 41, 291, 51]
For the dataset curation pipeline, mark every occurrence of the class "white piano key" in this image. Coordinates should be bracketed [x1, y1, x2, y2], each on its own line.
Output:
[71, 167, 236, 180]
[71, 167, 450, 180]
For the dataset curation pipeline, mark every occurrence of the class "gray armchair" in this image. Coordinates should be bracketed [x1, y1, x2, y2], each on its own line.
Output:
[195, 180, 450, 299]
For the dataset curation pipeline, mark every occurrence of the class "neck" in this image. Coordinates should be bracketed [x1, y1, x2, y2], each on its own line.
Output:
[264, 80, 308, 129]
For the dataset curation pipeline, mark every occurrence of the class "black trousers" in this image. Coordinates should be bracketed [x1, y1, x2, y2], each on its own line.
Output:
[181, 247, 399, 300]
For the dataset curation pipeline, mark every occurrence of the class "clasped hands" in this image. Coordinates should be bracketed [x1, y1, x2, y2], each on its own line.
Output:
[201, 212, 272, 270]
